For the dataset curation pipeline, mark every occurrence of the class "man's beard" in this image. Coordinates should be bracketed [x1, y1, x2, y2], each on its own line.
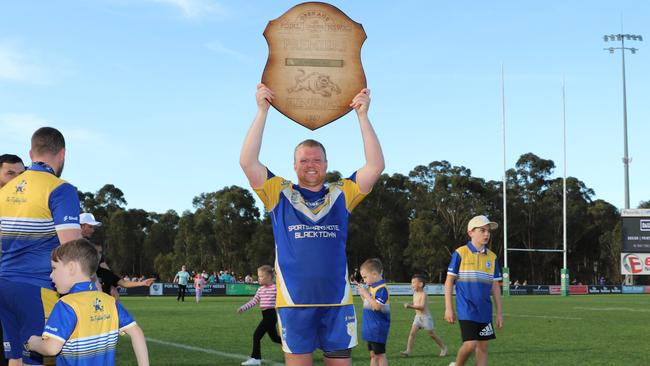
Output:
[55, 160, 64, 177]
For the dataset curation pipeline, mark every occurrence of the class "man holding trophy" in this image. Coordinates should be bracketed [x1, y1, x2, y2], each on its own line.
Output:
[239, 82, 384, 366]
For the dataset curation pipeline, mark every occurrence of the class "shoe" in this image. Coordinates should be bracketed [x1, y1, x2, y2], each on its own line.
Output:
[440, 344, 448, 357]
[449, 362, 457, 366]
[241, 358, 261, 365]
[400, 351, 410, 357]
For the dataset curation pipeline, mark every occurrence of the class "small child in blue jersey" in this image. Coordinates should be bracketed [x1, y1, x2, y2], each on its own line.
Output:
[27, 239, 150, 366]
[357, 258, 391, 366]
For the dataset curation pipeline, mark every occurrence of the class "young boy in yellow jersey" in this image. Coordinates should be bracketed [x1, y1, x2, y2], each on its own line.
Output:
[27, 239, 150, 366]
[357, 258, 390, 366]
[401, 274, 447, 357]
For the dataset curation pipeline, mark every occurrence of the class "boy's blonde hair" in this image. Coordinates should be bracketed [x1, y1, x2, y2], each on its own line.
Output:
[257, 265, 274, 277]
[360, 258, 383, 274]
[51, 239, 100, 277]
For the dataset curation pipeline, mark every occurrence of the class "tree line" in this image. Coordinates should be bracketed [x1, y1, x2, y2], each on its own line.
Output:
[79, 153, 650, 285]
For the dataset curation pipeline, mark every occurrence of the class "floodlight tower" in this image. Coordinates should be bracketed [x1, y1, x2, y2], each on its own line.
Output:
[603, 33, 642, 209]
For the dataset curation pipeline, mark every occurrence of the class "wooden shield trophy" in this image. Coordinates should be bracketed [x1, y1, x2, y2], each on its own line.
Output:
[262, 2, 367, 130]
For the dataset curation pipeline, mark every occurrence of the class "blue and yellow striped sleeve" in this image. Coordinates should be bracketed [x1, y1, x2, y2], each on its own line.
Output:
[49, 182, 81, 232]
[340, 172, 367, 213]
[447, 250, 461, 276]
[117, 301, 136, 334]
[253, 169, 288, 212]
[42, 300, 77, 343]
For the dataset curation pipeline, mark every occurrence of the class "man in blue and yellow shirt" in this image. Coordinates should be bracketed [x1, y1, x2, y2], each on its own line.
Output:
[240, 84, 384, 366]
[444, 215, 504, 366]
[0, 127, 82, 365]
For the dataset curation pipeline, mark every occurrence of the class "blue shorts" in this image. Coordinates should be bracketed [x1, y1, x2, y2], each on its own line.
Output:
[277, 304, 357, 354]
[0, 279, 58, 364]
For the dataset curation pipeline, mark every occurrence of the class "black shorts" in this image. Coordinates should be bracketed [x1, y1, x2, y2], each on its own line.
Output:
[459, 320, 496, 342]
[367, 341, 386, 355]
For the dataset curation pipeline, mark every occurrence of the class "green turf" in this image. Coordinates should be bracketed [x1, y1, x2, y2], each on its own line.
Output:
[114, 294, 650, 365]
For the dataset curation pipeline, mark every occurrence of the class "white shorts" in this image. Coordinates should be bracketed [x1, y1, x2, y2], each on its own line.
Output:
[413, 313, 434, 331]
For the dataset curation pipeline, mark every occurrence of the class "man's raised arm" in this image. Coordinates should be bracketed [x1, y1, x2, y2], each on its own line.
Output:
[240, 84, 274, 189]
[350, 88, 385, 194]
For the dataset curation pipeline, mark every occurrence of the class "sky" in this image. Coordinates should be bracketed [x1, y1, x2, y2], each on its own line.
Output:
[1, 1, 648, 214]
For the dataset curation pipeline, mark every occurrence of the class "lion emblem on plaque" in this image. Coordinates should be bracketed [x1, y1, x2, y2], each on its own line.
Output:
[288, 69, 342, 97]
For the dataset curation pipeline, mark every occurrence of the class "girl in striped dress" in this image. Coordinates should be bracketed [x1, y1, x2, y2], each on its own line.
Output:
[238, 265, 281, 366]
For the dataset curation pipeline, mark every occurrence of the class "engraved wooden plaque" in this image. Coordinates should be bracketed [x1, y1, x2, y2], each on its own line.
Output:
[262, 2, 367, 130]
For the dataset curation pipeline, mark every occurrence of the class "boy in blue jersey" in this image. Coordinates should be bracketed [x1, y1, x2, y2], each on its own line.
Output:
[27, 239, 149, 366]
[240, 84, 384, 366]
[444, 216, 503, 366]
[0, 128, 82, 366]
[357, 259, 390, 366]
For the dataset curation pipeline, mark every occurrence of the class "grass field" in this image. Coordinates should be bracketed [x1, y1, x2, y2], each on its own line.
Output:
[114, 294, 650, 365]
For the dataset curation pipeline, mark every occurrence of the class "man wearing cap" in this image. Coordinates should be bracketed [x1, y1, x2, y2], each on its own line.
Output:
[0, 127, 82, 366]
[81, 212, 155, 298]
[444, 215, 503, 366]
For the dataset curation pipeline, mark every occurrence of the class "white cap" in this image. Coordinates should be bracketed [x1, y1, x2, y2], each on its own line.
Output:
[80, 213, 102, 226]
[467, 215, 498, 232]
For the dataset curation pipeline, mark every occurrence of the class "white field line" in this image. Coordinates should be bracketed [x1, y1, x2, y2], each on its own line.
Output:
[503, 313, 583, 320]
[574, 306, 650, 313]
[146, 337, 285, 365]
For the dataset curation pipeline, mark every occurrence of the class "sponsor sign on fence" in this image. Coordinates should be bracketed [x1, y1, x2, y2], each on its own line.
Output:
[587, 285, 622, 294]
[115, 283, 647, 296]
[621, 253, 650, 275]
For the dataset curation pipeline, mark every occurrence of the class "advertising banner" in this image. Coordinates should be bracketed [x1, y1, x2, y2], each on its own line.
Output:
[161, 283, 226, 296]
[587, 285, 622, 294]
[352, 283, 446, 296]
[621, 253, 650, 275]
[569, 285, 588, 295]
[508, 285, 551, 295]
[149, 283, 163, 296]
[226, 284, 260, 296]
[622, 285, 645, 294]
[621, 209, 650, 253]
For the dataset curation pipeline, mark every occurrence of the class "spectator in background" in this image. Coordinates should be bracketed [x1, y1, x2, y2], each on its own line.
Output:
[208, 272, 217, 284]
[245, 274, 254, 284]
[194, 272, 206, 304]
[173, 265, 191, 302]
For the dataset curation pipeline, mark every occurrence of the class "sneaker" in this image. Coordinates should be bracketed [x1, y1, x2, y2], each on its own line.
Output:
[241, 358, 261, 366]
[449, 362, 457, 366]
[440, 345, 448, 357]
[399, 351, 410, 357]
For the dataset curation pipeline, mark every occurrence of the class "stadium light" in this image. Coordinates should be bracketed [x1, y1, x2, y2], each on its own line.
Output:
[602, 32, 643, 209]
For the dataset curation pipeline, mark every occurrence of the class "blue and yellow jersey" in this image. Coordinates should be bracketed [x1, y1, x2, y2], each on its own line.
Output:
[361, 279, 390, 344]
[447, 241, 502, 323]
[253, 170, 366, 307]
[42, 281, 136, 366]
[0, 163, 80, 289]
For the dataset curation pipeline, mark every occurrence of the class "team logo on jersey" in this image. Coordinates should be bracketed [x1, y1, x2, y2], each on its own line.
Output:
[290, 191, 302, 205]
[93, 298, 104, 312]
[3, 342, 10, 352]
[486, 260, 492, 269]
[15, 179, 27, 193]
